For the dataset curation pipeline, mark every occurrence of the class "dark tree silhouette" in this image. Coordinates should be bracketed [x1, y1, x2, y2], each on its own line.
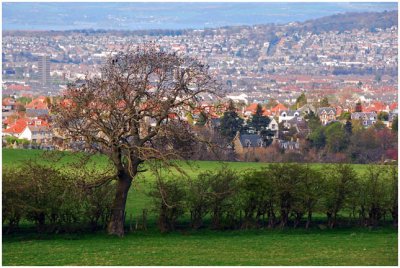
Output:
[219, 100, 244, 139]
[249, 104, 270, 132]
[52, 45, 218, 236]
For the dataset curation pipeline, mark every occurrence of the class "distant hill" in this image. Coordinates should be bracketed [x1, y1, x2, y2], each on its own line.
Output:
[298, 10, 398, 33]
[3, 10, 398, 37]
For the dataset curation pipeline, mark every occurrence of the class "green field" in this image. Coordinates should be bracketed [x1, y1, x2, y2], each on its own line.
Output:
[2, 149, 398, 266]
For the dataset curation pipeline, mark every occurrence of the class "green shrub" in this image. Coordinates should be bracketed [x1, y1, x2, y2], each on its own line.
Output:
[239, 168, 273, 228]
[2, 167, 29, 233]
[149, 177, 187, 232]
[2, 161, 115, 233]
[203, 167, 240, 229]
[322, 164, 358, 228]
[186, 177, 211, 229]
[82, 183, 114, 231]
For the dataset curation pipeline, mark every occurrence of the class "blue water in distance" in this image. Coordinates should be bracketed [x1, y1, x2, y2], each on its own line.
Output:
[2, 2, 398, 31]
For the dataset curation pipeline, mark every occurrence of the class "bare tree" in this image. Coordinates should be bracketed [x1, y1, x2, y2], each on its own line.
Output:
[52, 45, 218, 236]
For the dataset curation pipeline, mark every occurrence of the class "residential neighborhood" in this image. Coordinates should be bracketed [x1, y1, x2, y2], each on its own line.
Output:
[2, 91, 397, 163]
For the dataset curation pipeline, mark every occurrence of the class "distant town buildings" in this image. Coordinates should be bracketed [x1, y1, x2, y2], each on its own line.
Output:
[37, 54, 51, 87]
[1, 13, 398, 160]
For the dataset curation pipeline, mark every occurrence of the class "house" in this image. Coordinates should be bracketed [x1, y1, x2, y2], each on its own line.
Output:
[298, 103, 316, 116]
[268, 118, 279, 138]
[19, 125, 53, 144]
[2, 98, 18, 124]
[3, 118, 50, 139]
[351, 112, 377, 127]
[389, 102, 397, 111]
[363, 101, 389, 113]
[279, 110, 300, 124]
[293, 118, 310, 138]
[332, 105, 343, 117]
[2, 97, 17, 112]
[270, 103, 288, 116]
[284, 116, 310, 137]
[277, 139, 300, 150]
[233, 132, 271, 161]
[2, 118, 29, 138]
[234, 133, 267, 149]
[317, 107, 336, 125]
[243, 103, 259, 118]
[26, 96, 49, 110]
[6, 84, 31, 91]
[243, 103, 271, 118]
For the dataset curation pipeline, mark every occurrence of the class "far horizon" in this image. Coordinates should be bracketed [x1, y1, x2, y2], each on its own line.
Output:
[2, 2, 398, 31]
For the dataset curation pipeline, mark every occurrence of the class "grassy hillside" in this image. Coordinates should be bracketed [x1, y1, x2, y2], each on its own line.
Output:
[2, 149, 398, 265]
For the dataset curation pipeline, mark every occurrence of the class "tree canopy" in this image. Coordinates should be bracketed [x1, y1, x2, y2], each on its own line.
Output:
[52, 46, 218, 236]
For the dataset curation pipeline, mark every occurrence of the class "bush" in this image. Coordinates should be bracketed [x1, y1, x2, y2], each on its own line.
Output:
[386, 166, 398, 226]
[82, 183, 114, 231]
[199, 167, 240, 230]
[239, 168, 273, 228]
[2, 167, 29, 233]
[149, 177, 187, 232]
[186, 177, 211, 229]
[322, 164, 358, 228]
[2, 161, 115, 233]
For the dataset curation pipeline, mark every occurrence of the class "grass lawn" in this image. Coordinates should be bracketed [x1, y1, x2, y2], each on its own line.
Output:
[2, 149, 398, 266]
[3, 228, 398, 266]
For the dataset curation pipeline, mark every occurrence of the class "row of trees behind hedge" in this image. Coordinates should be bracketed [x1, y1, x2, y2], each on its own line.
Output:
[149, 164, 398, 232]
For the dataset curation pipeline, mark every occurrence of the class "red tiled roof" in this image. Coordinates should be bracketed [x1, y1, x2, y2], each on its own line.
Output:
[263, 109, 272, 116]
[26, 96, 48, 110]
[365, 101, 387, 113]
[3, 118, 29, 134]
[244, 103, 259, 113]
[271, 103, 288, 112]
[7, 84, 31, 91]
[245, 103, 271, 116]
[389, 102, 397, 111]
[2, 97, 15, 106]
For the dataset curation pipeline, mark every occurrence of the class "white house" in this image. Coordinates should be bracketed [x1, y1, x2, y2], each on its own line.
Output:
[318, 107, 336, 125]
[19, 125, 53, 144]
[268, 118, 279, 138]
[351, 112, 377, 128]
[279, 110, 300, 123]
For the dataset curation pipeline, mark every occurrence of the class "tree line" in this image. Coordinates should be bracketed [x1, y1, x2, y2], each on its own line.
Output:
[307, 115, 397, 163]
[149, 164, 398, 232]
[3, 160, 397, 234]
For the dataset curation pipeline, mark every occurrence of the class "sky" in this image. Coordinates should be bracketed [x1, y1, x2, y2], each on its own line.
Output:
[2, 2, 398, 31]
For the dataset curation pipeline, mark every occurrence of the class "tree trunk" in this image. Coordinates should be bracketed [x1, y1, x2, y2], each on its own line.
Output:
[327, 212, 332, 228]
[391, 207, 398, 227]
[330, 213, 337, 229]
[107, 172, 132, 237]
[267, 206, 275, 229]
[306, 211, 312, 229]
